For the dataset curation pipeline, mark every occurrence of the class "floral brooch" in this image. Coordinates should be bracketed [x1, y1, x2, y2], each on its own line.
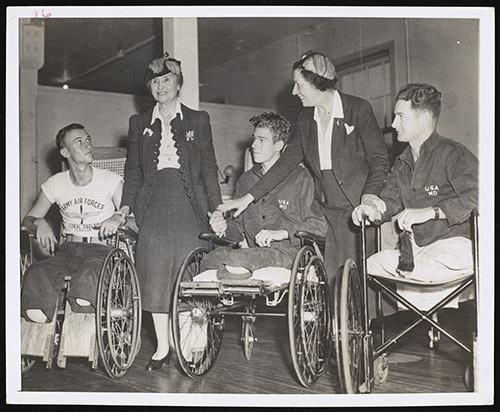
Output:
[186, 130, 195, 141]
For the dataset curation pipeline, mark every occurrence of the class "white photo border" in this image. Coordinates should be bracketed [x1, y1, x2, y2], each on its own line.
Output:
[5, 5, 495, 407]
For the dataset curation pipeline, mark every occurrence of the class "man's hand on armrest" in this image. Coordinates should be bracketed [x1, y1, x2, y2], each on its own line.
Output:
[23, 216, 58, 255]
[395, 207, 440, 232]
[217, 193, 254, 218]
[98, 212, 127, 239]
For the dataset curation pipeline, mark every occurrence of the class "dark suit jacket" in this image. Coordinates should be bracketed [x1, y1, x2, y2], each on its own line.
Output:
[249, 92, 389, 212]
[121, 104, 222, 226]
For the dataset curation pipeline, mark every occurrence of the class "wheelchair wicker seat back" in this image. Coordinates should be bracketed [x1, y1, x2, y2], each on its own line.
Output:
[172, 230, 331, 388]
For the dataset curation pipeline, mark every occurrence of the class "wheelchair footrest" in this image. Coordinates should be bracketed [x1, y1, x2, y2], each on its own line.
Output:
[57, 311, 97, 361]
[21, 317, 57, 358]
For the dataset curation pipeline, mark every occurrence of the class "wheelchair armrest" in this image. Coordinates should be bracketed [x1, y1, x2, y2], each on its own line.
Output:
[117, 226, 138, 243]
[294, 230, 326, 247]
[20, 225, 36, 237]
[20, 226, 55, 260]
[199, 232, 240, 248]
[20, 226, 35, 254]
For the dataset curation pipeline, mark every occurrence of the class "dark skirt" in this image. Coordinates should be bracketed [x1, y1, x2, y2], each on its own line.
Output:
[321, 170, 397, 317]
[135, 168, 208, 313]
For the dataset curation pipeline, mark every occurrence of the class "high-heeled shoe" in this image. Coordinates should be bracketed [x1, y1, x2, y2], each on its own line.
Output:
[145, 352, 171, 371]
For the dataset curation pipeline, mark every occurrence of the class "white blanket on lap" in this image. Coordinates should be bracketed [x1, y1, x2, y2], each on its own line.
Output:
[193, 267, 291, 288]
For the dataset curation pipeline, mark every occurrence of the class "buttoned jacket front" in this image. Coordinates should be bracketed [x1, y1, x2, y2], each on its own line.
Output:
[121, 104, 222, 226]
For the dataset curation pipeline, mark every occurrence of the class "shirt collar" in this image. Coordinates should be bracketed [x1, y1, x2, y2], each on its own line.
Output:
[313, 89, 344, 121]
[250, 163, 264, 177]
[418, 130, 440, 157]
[399, 130, 440, 166]
[151, 100, 183, 124]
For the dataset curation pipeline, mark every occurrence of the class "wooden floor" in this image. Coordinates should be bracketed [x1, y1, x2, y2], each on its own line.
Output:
[21, 300, 475, 395]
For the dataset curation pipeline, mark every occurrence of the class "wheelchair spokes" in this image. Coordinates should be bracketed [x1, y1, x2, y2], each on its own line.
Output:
[300, 256, 330, 379]
[289, 246, 331, 387]
[176, 298, 224, 377]
[173, 247, 225, 378]
[97, 248, 141, 379]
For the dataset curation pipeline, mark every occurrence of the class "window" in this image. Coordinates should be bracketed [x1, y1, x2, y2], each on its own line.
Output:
[336, 46, 401, 160]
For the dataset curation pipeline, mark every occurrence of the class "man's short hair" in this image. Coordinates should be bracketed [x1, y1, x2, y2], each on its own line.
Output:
[55, 123, 85, 150]
[396, 83, 442, 121]
[249, 112, 291, 144]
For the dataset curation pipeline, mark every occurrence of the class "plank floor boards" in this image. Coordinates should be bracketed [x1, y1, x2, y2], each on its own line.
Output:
[21, 301, 474, 395]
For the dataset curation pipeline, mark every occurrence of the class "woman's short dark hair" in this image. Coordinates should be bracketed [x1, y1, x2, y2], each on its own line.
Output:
[249, 112, 291, 144]
[396, 83, 442, 121]
[55, 123, 85, 150]
[293, 50, 338, 92]
[145, 53, 184, 90]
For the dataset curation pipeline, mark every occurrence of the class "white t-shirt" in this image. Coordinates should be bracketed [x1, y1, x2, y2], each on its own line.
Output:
[41, 166, 122, 237]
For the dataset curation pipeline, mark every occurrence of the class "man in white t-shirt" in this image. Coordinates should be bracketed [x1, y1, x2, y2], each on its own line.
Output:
[21, 123, 126, 323]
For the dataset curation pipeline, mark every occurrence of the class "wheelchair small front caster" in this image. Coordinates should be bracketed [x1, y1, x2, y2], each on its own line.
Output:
[359, 382, 368, 393]
[242, 317, 257, 361]
[374, 353, 389, 385]
[21, 356, 36, 373]
[464, 361, 474, 391]
[428, 327, 440, 349]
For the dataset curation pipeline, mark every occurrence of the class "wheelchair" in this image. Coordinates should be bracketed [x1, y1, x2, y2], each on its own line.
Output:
[20, 224, 142, 379]
[335, 209, 479, 394]
[171, 230, 331, 388]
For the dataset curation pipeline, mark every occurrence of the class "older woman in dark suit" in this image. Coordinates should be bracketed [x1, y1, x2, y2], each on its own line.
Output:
[219, 50, 390, 284]
[118, 53, 221, 371]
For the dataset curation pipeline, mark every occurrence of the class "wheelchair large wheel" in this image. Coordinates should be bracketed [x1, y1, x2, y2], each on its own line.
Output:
[338, 259, 364, 394]
[173, 247, 225, 378]
[288, 246, 331, 387]
[96, 248, 142, 379]
[20, 249, 36, 373]
[332, 266, 343, 392]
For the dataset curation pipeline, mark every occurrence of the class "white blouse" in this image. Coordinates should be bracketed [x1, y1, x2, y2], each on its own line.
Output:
[151, 101, 182, 169]
[313, 90, 344, 170]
